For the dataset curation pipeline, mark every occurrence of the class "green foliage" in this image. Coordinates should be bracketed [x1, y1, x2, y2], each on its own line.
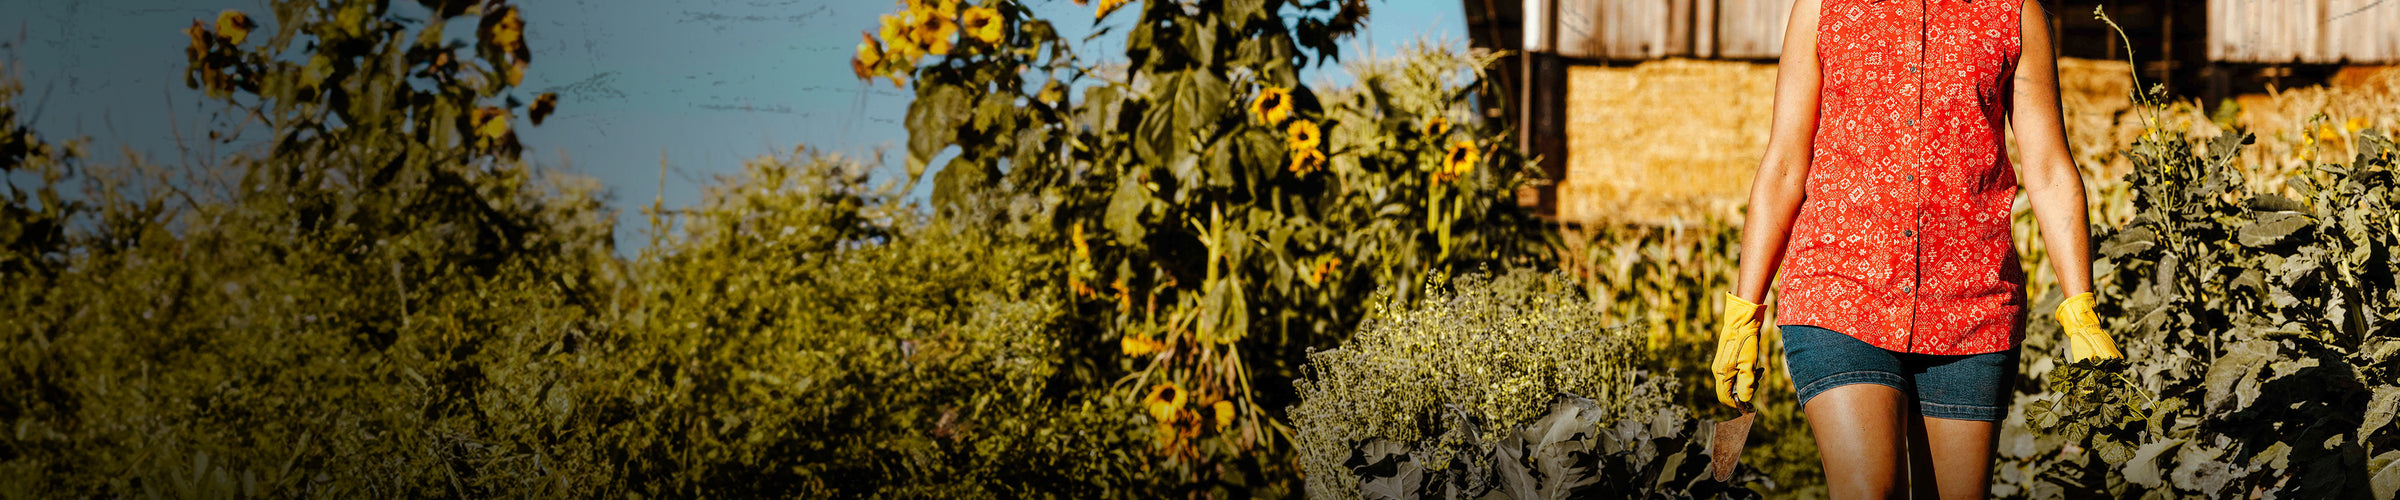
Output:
[858, 0, 1552, 491]
[2, 1, 612, 495]
[2000, 70, 2400, 496]
[584, 151, 1151, 497]
[1553, 224, 1822, 492]
[1290, 270, 1758, 498]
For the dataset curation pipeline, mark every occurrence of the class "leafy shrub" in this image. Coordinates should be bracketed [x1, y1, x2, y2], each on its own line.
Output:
[1999, 57, 2400, 497]
[1291, 270, 1755, 498]
[1552, 223, 1821, 492]
[0, 1, 615, 496]
[584, 150, 1152, 497]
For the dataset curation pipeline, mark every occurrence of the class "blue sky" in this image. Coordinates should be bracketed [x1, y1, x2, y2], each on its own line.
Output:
[1, 0, 1469, 251]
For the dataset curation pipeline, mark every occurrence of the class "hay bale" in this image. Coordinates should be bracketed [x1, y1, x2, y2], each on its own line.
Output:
[1560, 59, 1777, 225]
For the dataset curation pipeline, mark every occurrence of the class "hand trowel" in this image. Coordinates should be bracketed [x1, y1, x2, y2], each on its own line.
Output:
[1709, 403, 1755, 483]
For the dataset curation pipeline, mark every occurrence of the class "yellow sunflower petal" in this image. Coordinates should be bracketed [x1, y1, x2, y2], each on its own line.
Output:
[1286, 120, 1321, 150]
[215, 10, 255, 46]
[963, 6, 1004, 46]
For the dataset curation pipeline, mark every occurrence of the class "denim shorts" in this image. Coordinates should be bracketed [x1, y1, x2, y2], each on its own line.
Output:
[1780, 324, 2018, 422]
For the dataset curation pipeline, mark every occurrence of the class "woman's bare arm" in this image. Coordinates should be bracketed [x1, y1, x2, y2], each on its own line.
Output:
[2011, 0, 2095, 297]
[1733, 0, 1823, 304]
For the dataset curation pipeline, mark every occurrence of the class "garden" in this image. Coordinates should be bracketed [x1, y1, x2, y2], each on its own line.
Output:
[1, 0, 2397, 498]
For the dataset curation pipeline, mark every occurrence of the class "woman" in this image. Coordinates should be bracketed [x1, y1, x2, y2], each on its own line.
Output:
[1708, 0, 2127, 498]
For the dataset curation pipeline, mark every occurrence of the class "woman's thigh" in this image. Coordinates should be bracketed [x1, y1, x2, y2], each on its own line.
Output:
[1785, 325, 1914, 498]
[1915, 416, 1998, 500]
[1805, 384, 1909, 499]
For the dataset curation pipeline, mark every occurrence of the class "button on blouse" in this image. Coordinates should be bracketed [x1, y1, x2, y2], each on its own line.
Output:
[1776, 0, 2026, 355]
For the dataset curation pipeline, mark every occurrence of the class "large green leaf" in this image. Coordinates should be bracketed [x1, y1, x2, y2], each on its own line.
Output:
[2237, 211, 2312, 247]
[1104, 174, 1149, 246]
[2204, 340, 2276, 414]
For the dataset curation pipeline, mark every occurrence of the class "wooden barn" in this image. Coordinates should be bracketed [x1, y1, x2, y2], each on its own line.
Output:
[1467, 0, 2400, 224]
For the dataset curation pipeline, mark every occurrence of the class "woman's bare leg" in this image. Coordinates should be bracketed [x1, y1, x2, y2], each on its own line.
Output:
[1805, 384, 1909, 499]
[1914, 415, 1999, 500]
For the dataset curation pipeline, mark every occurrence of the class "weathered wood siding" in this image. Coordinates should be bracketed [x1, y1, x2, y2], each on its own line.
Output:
[1709, 0, 1792, 58]
[2209, 0, 2400, 63]
[1534, 0, 1791, 60]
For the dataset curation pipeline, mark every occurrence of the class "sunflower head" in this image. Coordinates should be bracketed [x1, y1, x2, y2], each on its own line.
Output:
[1422, 116, 1451, 138]
[215, 10, 255, 46]
[1144, 383, 1187, 423]
[1037, 80, 1067, 106]
[880, 14, 922, 63]
[962, 6, 1004, 46]
[1438, 140, 1479, 182]
[911, 8, 960, 56]
[852, 32, 885, 80]
[1285, 119, 1321, 152]
[1288, 148, 1326, 175]
[1251, 87, 1292, 124]
[472, 107, 513, 149]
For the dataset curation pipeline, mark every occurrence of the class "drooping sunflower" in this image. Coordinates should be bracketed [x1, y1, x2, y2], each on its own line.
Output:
[1438, 140, 1479, 182]
[1250, 86, 1292, 124]
[1288, 148, 1327, 175]
[961, 6, 1004, 46]
[1144, 382, 1187, 423]
[851, 32, 885, 80]
[1285, 119, 1321, 151]
[1209, 400, 1236, 431]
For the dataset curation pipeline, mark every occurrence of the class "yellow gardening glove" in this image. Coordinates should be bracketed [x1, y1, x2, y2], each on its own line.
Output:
[2056, 292, 2124, 362]
[1712, 292, 1764, 410]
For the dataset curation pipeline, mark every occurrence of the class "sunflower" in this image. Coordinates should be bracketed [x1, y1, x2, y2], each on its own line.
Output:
[1209, 400, 1236, 431]
[851, 32, 884, 80]
[1437, 140, 1478, 182]
[1069, 221, 1091, 260]
[1096, 0, 1132, 19]
[1305, 256, 1341, 286]
[1037, 80, 1066, 106]
[1288, 148, 1326, 175]
[472, 107, 512, 149]
[530, 92, 559, 125]
[2345, 116, 2366, 134]
[911, 6, 960, 56]
[486, 7, 524, 53]
[1421, 116, 1450, 138]
[1285, 119, 1320, 151]
[1250, 86, 1292, 124]
[961, 6, 1004, 46]
[1110, 277, 1132, 311]
[1121, 333, 1165, 357]
[215, 10, 255, 46]
[879, 14, 922, 63]
[1144, 383, 1187, 423]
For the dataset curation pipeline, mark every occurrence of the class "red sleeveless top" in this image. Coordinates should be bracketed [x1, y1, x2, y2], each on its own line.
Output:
[1776, 0, 2026, 355]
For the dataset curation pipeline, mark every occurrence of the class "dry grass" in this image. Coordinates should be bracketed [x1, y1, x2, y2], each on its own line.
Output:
[1558, 58, 2400, 227]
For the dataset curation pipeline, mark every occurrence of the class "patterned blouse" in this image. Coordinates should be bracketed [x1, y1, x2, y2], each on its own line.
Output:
[1776, 0, 2027, 355]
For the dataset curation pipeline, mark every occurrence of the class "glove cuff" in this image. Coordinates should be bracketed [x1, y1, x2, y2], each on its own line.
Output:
[1722, 292, 1762, 321]
[2056, 292, 2100, 329]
